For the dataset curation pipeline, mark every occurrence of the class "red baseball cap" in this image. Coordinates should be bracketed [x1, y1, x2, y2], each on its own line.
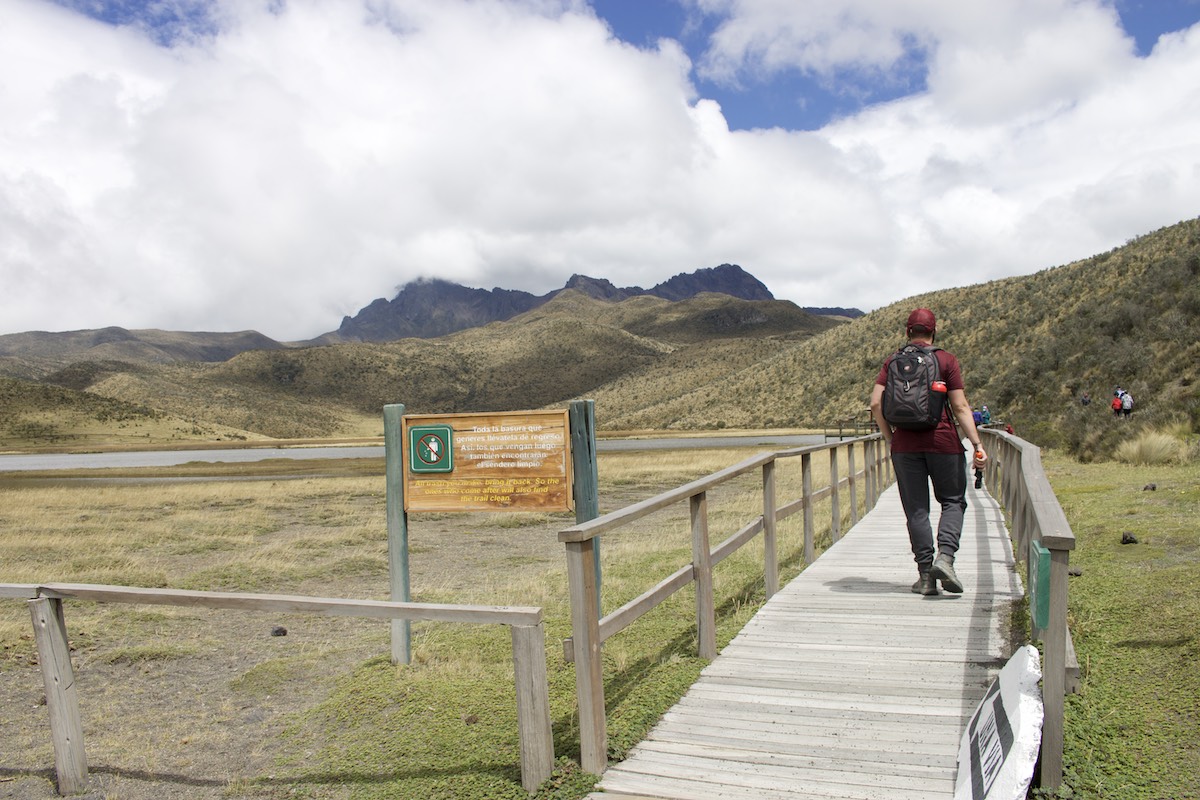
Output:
[906, 308, 936, 333]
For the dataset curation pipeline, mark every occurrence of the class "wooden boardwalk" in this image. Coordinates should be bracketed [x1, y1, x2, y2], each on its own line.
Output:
[589, 480, 1024, 800]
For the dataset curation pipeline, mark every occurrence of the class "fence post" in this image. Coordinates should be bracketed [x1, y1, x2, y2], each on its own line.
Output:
[847, 443, 860, 525]
[801, 453, 815, 564]
[565, 538, 606, 774]
[510, 621, 554, 792]
[884, 439, 892, 492]
[29, 597, 88, 796]
[829, 446, 841, 543]
[1040, 546, 1071, 789]
[691, 492, 716, 659]
[762, 460, 779, 598]
[868, 438, 878, 506]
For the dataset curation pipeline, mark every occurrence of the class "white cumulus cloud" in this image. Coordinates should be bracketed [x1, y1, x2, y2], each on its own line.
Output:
[1, 0, 1198, 340]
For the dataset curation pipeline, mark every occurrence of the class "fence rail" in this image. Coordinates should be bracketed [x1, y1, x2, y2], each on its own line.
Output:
[558, 435, 894, 774]
[2, 583, 554, 796]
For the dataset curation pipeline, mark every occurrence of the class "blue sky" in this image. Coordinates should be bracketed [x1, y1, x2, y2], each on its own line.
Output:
[3, 0, 1200, 339]
[593, 0, 1200, 131]
[592, 0, 925, 131]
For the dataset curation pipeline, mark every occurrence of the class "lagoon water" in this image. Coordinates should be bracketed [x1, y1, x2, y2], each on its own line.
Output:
[0, 434, 829, 472]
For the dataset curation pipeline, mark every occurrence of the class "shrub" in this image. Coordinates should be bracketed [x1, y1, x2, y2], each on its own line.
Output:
[1114, 429, 1186, 464]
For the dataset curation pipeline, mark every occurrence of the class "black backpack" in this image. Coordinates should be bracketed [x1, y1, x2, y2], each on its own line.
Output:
[882, 344, 947, 431]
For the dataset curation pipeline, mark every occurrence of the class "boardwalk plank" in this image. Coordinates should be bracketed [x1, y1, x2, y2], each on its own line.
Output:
[592, 483, 1022, 799]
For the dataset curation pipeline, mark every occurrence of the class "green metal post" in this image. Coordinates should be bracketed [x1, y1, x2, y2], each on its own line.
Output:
[383, 403, 411, 664]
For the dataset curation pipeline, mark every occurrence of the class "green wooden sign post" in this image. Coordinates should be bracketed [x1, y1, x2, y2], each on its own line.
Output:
[570, 400, 602, 610]
[383, 403, 412, 664]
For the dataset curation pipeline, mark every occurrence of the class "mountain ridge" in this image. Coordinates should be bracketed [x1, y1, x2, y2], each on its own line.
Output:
[325, 263, 859, 343]
[0, 264, 862, 379]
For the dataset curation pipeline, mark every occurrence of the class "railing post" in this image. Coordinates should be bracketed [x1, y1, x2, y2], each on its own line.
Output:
[1005, 448, 1020, 528]
[510, 621, 554, 792]
[691, 492, 716, 659]
[565, 538, 606, 774]
[983, 433, 999, 491]
[829, 446, 841, 543]
[29, 597, 88, 796]
[1017, 488, 1033, 565]
[847, 443, 860, 525]
[801, 453, 815, 564]
[762, 460, 779, 598]
[883, 438, 892, 489]
[1041, 546, 1071, 789]
[868, 438, 878, 506]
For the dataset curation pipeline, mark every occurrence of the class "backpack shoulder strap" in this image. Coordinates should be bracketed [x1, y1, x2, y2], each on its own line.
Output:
[899, 342, 940, 353]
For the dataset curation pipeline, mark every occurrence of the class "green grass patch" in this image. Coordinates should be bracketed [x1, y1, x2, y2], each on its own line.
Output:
[1043, 453, 1200, 799]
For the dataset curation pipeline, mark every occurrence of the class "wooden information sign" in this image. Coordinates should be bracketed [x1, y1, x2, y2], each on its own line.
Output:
[401, 409, 573, 513]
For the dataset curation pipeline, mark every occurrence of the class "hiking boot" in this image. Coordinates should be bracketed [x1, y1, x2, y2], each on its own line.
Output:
[910, 573, 938, 596]
[931, 553, 963, 593]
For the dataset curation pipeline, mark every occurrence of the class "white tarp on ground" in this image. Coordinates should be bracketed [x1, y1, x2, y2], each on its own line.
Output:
[954, 644, 1044, 800]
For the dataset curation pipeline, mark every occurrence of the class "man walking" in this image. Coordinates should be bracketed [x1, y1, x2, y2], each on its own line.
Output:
[870, 308, 987, 596]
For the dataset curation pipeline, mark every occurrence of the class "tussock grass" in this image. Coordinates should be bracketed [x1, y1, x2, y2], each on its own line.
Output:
[1113, 428, 1189, 465]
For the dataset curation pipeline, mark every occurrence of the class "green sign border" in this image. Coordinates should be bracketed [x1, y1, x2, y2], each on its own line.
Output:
[408, 425, 454, 474]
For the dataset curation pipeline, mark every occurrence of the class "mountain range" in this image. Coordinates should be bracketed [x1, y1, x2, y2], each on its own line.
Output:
[0, 264, 861, 379]
[0, 219, 1196, 460]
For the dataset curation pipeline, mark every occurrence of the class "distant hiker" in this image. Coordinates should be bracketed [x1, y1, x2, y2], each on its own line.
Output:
[871, 308, 987, 597]
[981, 405, 991, 425]
[973, 408, 983, 425]
[1080, 392, 1091, 406]
[1121, 391, 1134, 418]
[1112, 391, 1123, 418]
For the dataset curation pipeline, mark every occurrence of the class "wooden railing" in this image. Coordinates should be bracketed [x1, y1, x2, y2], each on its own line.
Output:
[558, 435, 894, 774]
[822, 416, 878, 441]
[1, 583, 554, 796]
[978, 428, 1079, 790]
[561, 429, 1077, 790]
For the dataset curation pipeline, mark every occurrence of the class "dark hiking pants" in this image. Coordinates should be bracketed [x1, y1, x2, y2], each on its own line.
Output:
[891, 450, 969, 572]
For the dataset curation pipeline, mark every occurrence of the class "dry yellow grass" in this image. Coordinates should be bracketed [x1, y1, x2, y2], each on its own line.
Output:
[0, 442, 864, 799]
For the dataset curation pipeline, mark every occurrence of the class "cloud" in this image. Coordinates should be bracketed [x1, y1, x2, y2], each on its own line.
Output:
[1, 0, 1198, 340]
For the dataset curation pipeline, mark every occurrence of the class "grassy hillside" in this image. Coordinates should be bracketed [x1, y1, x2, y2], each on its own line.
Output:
[0, 376, 269, 450]
[599, 217, 1200, 457]
[2, 218, 1196, 453]
[5, 292, 837, 443]
[0, 328, 285, 379]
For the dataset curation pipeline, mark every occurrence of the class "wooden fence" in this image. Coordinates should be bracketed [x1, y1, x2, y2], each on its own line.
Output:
[558, 435, 894, 774]
[978, 428, 1080, 789]
[0, 583, 554, 795]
